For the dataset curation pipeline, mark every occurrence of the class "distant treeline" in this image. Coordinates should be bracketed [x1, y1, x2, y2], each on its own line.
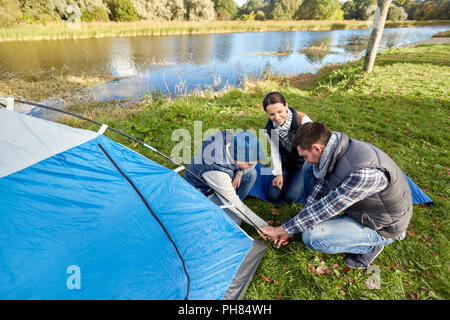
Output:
[0, 0, 448, 27]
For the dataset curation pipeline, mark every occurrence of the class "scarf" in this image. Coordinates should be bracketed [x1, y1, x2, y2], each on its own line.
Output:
[313, 132, 342, 179]
[272, 107, 293, 151]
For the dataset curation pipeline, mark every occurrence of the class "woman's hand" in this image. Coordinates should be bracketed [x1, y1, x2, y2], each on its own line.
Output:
[232, 173, 242, 190]
[272, 174, 283, 190]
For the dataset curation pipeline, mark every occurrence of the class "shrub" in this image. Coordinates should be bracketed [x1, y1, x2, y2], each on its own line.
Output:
[90, 6, 110, 21]
[255, 9, 265, 20]
[107, 0, 140, 21]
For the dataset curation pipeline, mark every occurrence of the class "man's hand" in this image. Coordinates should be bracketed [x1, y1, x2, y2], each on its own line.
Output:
[272, 174, 283, 190]
[258, 225, 293, 248]
[232, 173, 242, 190]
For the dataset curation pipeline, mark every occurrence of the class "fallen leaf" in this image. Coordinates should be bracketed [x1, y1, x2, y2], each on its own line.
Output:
[406, 291, 420, 300]
[262, 275, 271, 282]
[340, 290, 346, 297]
[282, 265, 288, 270]
[365, 278, 379, 289]
[407, 230, 414, 237]
[390, 262, 398, 270]
[399, 265, 407, 272]
[431, 251, 438, 257]
[316, 266, 329, 275]
[270, 208, 279, 215]
[307, 264, 316, 275]
[423, 235, 431, 242]
[333, 264, 339, 269]
[345, 277, 355, 284]
[276, 292, 282, 300]
[343, 267, 351, 274]
[273, 280, 279, 286]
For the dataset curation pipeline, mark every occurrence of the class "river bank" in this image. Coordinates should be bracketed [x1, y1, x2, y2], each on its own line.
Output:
[1, 19, 449, 42]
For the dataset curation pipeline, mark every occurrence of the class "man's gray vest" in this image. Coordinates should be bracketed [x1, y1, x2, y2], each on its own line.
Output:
[324, 133, 413, 239]
[184, 130, 239, 194]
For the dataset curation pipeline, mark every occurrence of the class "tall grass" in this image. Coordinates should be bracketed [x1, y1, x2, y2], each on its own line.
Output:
[1, 20, 449, 42]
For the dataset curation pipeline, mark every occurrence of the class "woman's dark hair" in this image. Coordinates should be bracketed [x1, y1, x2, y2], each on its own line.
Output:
[262, 91, 287, 111]
[293, 122, 331, 150]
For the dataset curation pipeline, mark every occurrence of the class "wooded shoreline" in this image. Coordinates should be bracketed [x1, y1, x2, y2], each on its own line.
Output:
[1, 19, 448, 42]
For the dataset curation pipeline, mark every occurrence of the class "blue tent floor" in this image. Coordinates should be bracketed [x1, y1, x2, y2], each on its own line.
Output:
[248, 163, 434, 206]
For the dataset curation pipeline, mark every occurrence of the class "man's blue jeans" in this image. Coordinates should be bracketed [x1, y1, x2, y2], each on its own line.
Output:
[236, 168, 257, 201]
[302, 215, 398, 254]
[267, 163, 315, 203]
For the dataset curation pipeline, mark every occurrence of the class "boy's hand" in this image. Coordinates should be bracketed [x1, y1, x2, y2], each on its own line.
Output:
[232, 173, 242, 189]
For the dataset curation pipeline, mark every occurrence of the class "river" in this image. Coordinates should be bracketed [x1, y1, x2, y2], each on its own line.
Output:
[0, 25, 448, 108]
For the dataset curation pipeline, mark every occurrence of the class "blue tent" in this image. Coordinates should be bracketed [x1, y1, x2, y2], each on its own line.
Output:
[249, 163, 434, 205]
[0, 109, 265, 300]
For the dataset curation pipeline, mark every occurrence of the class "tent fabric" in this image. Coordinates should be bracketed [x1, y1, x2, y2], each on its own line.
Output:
[0, 109, 98, 178]
[0, 110, 266, 300]
[248, 163, 434, 206]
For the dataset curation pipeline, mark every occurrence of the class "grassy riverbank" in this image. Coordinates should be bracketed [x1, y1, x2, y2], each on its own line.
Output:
[55, 44, 450, 300]
[0, 19, 449, 42]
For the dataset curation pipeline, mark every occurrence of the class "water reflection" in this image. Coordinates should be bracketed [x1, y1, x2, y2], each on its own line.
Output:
[0, 26, 448, 100]
[109, 38, 138, 77]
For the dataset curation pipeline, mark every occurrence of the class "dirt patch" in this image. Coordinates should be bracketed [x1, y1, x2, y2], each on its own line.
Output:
[287, 64, 341, 90]
[400, 37, 450, 47]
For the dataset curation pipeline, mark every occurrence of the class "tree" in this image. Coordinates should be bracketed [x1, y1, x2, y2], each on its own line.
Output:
[420, 0, 439, 20]
[131, 0, 186, 20]
[387, 3, 407, 21]
[184, 0, 216, 21]
[363, 0, 392, 73]
[436, 0, 450, 20]
[107, 0, 140, 21]
[214, 0, 238, 19]
[296, 0, 344, 20]
[0, 0, 22, 26]
[355, 0, 377, 19]
[341, 0, 378, 20]
[342, 0, 358, 19]
[270, 0, 302, 20]
[239, 0, 266, 16]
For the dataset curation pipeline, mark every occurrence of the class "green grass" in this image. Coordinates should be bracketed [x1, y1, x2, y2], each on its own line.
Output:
[59, 44, 450, 300]
[0, 20, 448, 42]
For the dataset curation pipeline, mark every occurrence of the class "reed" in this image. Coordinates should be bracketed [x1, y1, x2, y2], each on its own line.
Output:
[1, 20, 448, 42]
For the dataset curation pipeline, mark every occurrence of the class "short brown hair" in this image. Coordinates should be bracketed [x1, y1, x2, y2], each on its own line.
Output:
[293, 122, 331, 150]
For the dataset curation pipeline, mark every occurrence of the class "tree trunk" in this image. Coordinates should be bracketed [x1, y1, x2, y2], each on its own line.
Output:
[363, 0, 393, 73]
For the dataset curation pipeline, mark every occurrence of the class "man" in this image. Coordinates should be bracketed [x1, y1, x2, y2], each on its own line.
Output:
[259, 122, 413, 269]
[184, 129, 268, 230]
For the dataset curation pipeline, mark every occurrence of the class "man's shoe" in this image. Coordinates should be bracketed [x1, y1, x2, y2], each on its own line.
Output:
[344, 246, 384, 269]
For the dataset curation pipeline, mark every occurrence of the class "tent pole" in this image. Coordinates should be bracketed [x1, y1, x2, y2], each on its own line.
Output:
[1, 99, 271, 239]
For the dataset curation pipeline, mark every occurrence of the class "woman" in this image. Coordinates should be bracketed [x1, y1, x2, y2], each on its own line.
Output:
[263, 91, 315, 203]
